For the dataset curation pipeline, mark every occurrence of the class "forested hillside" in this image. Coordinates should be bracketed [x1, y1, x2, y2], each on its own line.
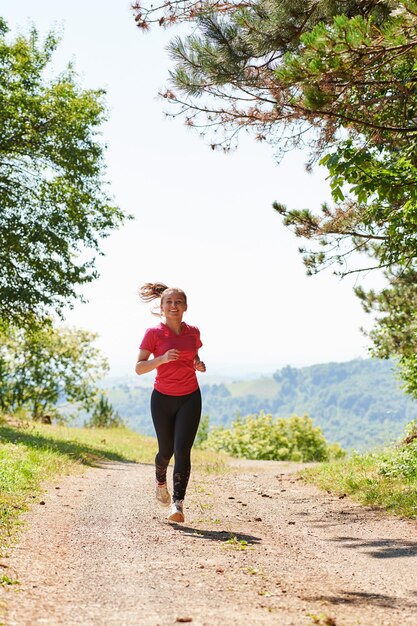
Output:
[104, 359, 417, 451]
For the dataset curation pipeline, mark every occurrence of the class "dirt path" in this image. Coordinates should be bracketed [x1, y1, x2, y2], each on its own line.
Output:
[2, 459, 417, 626]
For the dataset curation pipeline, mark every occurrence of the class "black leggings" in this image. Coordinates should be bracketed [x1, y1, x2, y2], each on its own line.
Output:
[150, 388, 201, 502]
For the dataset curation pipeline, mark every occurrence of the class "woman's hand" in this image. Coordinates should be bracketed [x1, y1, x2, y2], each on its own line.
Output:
[194, 357, 206, 372]
[162, 349, 180, 363]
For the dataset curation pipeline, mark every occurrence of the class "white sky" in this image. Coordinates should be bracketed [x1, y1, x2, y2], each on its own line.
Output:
[3, 0, 383, 377]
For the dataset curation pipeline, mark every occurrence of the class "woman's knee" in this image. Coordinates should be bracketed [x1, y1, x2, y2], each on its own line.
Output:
[156, 451, 172, 467]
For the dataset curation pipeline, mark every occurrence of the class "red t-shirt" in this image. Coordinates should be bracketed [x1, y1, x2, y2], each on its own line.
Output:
[139, 322, 203, 396]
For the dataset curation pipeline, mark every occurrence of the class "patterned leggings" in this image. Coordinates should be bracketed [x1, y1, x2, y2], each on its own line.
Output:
[150, 388, 201, 501]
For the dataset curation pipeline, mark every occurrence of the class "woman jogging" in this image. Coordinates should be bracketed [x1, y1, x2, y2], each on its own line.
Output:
[135, 282, 206, 523]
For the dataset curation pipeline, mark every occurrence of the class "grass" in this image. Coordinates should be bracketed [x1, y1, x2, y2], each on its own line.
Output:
[225, 534, 251, 550]
[0, 420, 227, 554]
[302, 441, 417, 519]
[0, 575, 19, 587]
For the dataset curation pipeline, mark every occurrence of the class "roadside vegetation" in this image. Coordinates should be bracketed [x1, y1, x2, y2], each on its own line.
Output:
[0, 321, 115, 423]
[198, 412, 345, 462]
[303, 420, 417, 519]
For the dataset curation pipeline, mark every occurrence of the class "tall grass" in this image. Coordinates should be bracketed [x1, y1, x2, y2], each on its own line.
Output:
[303, 423, 417, 518]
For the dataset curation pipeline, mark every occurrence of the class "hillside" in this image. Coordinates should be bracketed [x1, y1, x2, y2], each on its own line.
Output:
[103, 359, 417, 450]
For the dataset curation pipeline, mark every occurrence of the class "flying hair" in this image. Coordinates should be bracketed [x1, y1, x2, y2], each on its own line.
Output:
[138, 282, 169, 303]
[138, 282, 187, 316]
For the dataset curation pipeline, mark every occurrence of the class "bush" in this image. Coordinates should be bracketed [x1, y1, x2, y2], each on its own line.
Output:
[378, 420, 417, 479]
[203, 412, 342, 462]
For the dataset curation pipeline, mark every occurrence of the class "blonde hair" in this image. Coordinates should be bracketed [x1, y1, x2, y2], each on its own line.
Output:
[138, 282, 187, 316]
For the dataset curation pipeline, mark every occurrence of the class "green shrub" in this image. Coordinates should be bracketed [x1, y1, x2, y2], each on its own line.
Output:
[378, 420, 417, 479]
[203, 412, 342, 461]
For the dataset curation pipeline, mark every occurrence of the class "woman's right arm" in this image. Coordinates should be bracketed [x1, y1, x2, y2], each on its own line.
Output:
[135, 348, 180, 375]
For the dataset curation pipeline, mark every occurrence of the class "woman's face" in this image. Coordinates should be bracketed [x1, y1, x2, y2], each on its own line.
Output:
[160, 291, 187, 321]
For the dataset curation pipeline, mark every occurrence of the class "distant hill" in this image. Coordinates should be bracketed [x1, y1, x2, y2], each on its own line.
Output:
[103, 359, 417, 451]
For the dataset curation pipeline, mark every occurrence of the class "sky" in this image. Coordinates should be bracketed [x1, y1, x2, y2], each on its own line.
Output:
[3, 0, 384, 379]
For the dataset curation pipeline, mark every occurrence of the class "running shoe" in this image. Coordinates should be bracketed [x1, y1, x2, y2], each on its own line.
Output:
[156, 482, 171, 507]
[167, 500, 185, 523]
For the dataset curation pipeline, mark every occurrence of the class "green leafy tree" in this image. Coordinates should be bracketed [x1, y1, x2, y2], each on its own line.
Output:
[0, 320, 13, 413]
[355, 271, 417, 399]
[271, 6, 417, 275]
[0, 18, 128, 323]
[0, 321, 108, 420]
[86, 394, 124, 428]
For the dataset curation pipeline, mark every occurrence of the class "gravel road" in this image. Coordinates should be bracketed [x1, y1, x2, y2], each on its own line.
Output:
[2, 459, 417, 625]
